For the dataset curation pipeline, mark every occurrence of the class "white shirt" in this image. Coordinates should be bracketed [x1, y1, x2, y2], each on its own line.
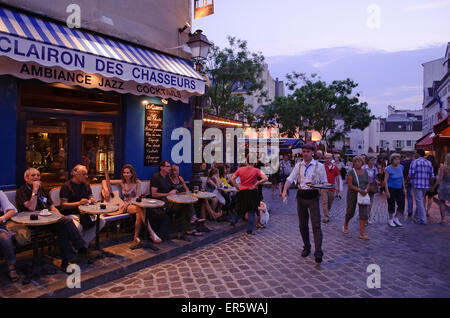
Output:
[0, 191, 17, 214]
[286, 159, 327, 190]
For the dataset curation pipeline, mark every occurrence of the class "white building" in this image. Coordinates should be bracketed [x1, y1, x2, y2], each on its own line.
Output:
[422, 43, 450, 136]
[329, 106, 422, 155]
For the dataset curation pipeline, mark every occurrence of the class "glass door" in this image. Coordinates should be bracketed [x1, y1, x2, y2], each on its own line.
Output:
[81, 121, 115, 183]
[25, 118, 69, 187]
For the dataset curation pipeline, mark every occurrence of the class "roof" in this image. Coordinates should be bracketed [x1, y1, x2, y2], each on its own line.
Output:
[415, 132, 434, 151]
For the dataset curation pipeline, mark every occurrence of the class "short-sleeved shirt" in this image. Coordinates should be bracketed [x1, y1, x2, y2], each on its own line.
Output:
[408, 157, 435, 189]
[385, 165, 404, 189]
[15, 184, 54, 212]
[151, 172, 174, 194]
[59, 180, 93, 216]
[233, 166, 262, 191]
[325, 164, 340, 191]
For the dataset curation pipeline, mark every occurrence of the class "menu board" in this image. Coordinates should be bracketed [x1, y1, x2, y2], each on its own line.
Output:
[144, 103, 164, 166]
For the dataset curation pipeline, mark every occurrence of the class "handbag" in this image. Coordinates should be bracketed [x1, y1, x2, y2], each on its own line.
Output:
[353, 169, 371, 205]
[79, 213, 96, 230]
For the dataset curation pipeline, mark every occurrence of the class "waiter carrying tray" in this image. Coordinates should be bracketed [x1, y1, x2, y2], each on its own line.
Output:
[282, 144, 327, 264]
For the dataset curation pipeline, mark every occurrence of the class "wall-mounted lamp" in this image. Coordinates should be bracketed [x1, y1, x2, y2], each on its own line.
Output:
[178, 22, 191, 33]
[161, 98, 169, 105]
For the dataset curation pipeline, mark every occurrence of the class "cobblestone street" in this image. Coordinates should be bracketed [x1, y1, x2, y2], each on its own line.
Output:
[74, 186, 450, 298]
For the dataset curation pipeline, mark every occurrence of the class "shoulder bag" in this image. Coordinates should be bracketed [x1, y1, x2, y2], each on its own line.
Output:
[353, 169, 371, 205]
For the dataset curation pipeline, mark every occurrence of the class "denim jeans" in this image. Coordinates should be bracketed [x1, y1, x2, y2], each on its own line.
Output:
[413, 187, 427, 223]
[406, 183, 413, 215]
[0, 230, 15, 265]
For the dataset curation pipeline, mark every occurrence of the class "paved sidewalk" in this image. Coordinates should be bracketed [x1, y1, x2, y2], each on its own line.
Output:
[73, 186, 450, 298]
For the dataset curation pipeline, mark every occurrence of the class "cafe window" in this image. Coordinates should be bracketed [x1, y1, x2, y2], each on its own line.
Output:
[81, 121, 115, 181]
[26, 118, 69, 186]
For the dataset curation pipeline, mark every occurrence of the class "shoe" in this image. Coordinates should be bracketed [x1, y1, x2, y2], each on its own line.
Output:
[322, 217, 329, 223]
[7, 268, 19, 282]
[359, 234, 370, 240]
[342, 226, 348, 234]
[413, 219, 427, 225]
[388, 219, 397, 227]
[301, 247, 311, 257]
[246, 230, 253, 235]
[393, 218, 403, 227]
[315, 256, 323, 264]
[149, 231, 162, 244]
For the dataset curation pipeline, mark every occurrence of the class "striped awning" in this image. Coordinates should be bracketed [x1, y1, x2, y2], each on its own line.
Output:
[0, 6, 205, 98]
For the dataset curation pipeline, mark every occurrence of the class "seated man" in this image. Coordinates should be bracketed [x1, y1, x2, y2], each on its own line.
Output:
[151, 161, 191, 241]
[0, 191, 19, 282]
[15, 168, 96, 270]
[60, 165, 106, 249]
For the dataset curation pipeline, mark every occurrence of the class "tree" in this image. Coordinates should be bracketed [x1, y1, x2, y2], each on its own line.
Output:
[263, 73, 374, 150]
[202, 36, 268, 121]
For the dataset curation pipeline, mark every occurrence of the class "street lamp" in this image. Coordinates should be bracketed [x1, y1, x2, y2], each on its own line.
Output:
[187, 30, 211, 189]
[302, 117, 309, 142]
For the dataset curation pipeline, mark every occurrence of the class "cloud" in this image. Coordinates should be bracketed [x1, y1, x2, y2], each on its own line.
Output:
[405, 1, 450, 11]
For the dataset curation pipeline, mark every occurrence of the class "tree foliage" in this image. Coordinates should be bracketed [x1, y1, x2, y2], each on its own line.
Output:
[263, 73, 374, 149]
[202, 36, 268, 121]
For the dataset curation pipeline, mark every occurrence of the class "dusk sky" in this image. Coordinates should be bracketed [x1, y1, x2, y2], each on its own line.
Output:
[192, 1, 450, 117]
[193, 0, 450, 56]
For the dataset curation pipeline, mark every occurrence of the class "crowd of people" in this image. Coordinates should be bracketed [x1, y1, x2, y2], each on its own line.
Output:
[275, 147, 449, 264]
[0, 157, 273, 282]
[0, 146, 448, 281]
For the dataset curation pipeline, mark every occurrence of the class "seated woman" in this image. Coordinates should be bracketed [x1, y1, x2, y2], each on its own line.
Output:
[206, 168, 226, 217]
[169, 164, 205, 236]
[102, 164, 162, 248]
[0, 191, 19, 282]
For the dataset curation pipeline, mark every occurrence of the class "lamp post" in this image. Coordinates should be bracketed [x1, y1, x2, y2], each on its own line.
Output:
[302, 117, 309, 143]
[187, 30, 211, 189]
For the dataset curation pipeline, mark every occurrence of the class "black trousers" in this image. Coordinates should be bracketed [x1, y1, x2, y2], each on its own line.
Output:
[296, 192, 323, 257]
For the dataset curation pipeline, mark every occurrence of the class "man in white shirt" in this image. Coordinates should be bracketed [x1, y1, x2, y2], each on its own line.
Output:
[282, 145, 327, 264]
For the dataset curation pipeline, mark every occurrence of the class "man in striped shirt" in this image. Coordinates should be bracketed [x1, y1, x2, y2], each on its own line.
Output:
[407, 149, 435, 225]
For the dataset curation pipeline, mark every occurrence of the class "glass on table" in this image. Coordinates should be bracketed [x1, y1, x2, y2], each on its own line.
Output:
[194, 186, 199, 194]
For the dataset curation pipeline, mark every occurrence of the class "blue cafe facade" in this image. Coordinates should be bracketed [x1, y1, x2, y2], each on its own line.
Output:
[0, 6, 204, 190]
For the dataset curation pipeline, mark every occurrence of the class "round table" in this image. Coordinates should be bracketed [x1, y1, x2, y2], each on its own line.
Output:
[12, 211, 62, 282]
[167, 194, 198, 205]
[192, 191, 216, 200]
[131, 198, 165, 251]
[79, 203, 119, 251]
[12, 211, 62, 226]
[219, 187, 238, 193]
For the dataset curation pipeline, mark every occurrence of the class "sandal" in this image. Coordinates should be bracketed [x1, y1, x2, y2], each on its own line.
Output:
[359, 234, 370, 240]
[212, 211, 223, 220]
[149, 231, 162, 244]
[342, 226, 348, 234]
[8, 268, 19, 282]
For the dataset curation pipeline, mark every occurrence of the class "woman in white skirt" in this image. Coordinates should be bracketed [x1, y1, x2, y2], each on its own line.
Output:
[334, 154, 345, 199]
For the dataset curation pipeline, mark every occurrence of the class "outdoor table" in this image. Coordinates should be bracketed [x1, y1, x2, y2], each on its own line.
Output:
[167, 194, 198, 205]
[11, 211, 62, 283]
[218, 187, 238, 193]
[131, 198, 165, 251]
[191, 191, 216, 200]
[79, 203, 118, 256]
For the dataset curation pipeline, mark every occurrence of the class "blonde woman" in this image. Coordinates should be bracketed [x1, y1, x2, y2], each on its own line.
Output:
[102, 164, 162, 249]
[432, 153, 450, 225]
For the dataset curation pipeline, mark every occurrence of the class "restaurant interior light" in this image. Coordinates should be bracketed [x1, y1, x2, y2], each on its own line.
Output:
[178, 22, 191, 33]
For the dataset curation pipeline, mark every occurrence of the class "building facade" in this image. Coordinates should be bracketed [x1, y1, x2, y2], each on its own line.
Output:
[422, 43, 450, 136]
[0, 1, 205, 190]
